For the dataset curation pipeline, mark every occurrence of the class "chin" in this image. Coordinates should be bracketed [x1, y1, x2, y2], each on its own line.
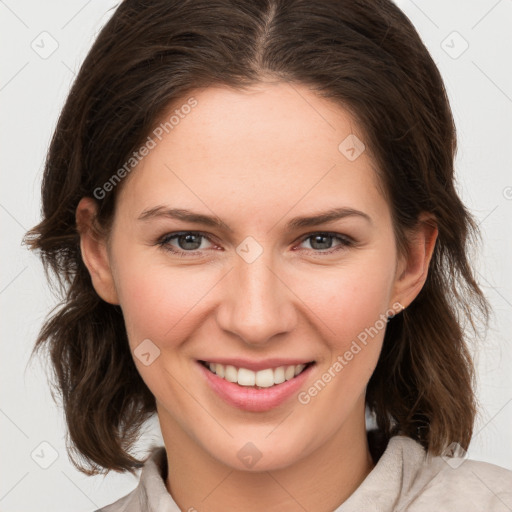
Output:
[207, 433, 314, 473]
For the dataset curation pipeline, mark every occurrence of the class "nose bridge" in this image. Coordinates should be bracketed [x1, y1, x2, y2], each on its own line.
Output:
[217, 246, 295, 344]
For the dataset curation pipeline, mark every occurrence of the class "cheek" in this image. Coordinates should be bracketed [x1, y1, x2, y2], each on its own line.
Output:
[292, 263, 394, 422]
[296, 256, 396, 345]
[113, 251, 219, 347]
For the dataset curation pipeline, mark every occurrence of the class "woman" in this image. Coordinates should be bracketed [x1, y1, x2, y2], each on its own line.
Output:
[24, 0, 512, 510]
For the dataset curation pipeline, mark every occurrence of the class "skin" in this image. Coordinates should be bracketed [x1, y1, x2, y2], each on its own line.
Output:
[76, 81, 437, 512]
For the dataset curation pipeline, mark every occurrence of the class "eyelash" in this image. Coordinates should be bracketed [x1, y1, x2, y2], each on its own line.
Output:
[155, 231, 355, 258]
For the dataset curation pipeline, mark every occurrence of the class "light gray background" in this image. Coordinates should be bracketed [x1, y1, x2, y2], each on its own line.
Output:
[1, 1, 511, 511]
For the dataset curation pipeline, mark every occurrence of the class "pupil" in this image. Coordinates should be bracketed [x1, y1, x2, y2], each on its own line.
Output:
[311, 234, 332, 250]
[179, 234, 201, 250]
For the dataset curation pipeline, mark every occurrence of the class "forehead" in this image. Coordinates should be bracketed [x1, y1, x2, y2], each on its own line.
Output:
[116, 82, 387, 224]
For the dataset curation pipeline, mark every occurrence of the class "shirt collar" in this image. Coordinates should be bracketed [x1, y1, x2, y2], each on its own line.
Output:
[130, 434, 427, 511]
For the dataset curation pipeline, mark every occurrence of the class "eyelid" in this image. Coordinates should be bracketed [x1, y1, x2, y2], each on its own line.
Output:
[295, 231, 354, 244]
[294, 231, 355, 254]
[156, 230, 355, 257]
[157, 230, 217, 250]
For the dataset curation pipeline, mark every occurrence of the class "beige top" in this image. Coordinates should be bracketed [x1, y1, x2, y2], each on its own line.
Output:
[95, 435, 512, 511]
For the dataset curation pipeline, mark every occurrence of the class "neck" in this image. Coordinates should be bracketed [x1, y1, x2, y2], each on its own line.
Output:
[159, 404, 375, 512]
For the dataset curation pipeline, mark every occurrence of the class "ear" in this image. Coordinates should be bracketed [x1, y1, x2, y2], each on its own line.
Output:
[390, 212, 438, 310]
[75, 197, 119, 305]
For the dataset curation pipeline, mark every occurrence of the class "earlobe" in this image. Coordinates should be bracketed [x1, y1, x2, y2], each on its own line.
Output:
[391, 213, 438, 310]
[76, 197, 119, 305]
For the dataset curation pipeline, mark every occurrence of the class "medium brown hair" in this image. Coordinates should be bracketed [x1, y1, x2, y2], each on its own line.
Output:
[24, 0, 489, 475]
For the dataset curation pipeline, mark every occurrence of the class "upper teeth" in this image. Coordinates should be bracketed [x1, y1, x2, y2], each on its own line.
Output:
[206, 362, 307, 388]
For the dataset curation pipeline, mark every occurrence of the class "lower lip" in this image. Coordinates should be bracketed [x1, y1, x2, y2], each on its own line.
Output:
[197, 361, 315, 412]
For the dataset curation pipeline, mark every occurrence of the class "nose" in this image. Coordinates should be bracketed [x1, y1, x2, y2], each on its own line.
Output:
[215, 249, 297, 346]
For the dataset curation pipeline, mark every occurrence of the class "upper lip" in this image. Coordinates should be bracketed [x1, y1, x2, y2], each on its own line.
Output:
[199, 358, 315, 372]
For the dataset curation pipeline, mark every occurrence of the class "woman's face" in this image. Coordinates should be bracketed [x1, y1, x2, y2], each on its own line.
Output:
[80, 82, 428, 472]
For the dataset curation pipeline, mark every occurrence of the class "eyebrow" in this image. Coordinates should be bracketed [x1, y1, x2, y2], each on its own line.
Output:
[137, 205, 372, 231]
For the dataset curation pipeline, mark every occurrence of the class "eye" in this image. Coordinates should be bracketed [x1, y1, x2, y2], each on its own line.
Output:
[296, 232, 354, 254]
[157, 231, 215, 256]
[155, 231, 354, 258]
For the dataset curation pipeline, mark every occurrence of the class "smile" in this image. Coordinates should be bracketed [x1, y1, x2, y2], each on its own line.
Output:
[199, 360, 314, 389]
[197, 358, 316, 412]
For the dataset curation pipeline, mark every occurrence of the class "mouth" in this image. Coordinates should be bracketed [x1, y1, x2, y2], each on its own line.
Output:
[198, 360, 315, 389]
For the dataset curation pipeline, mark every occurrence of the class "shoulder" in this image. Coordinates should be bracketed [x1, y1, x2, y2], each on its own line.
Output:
[340, 435, 512, 512]
[94, 446, 180, 512]
[391, 436, 512, 511]
[95, 489, 138, 512]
